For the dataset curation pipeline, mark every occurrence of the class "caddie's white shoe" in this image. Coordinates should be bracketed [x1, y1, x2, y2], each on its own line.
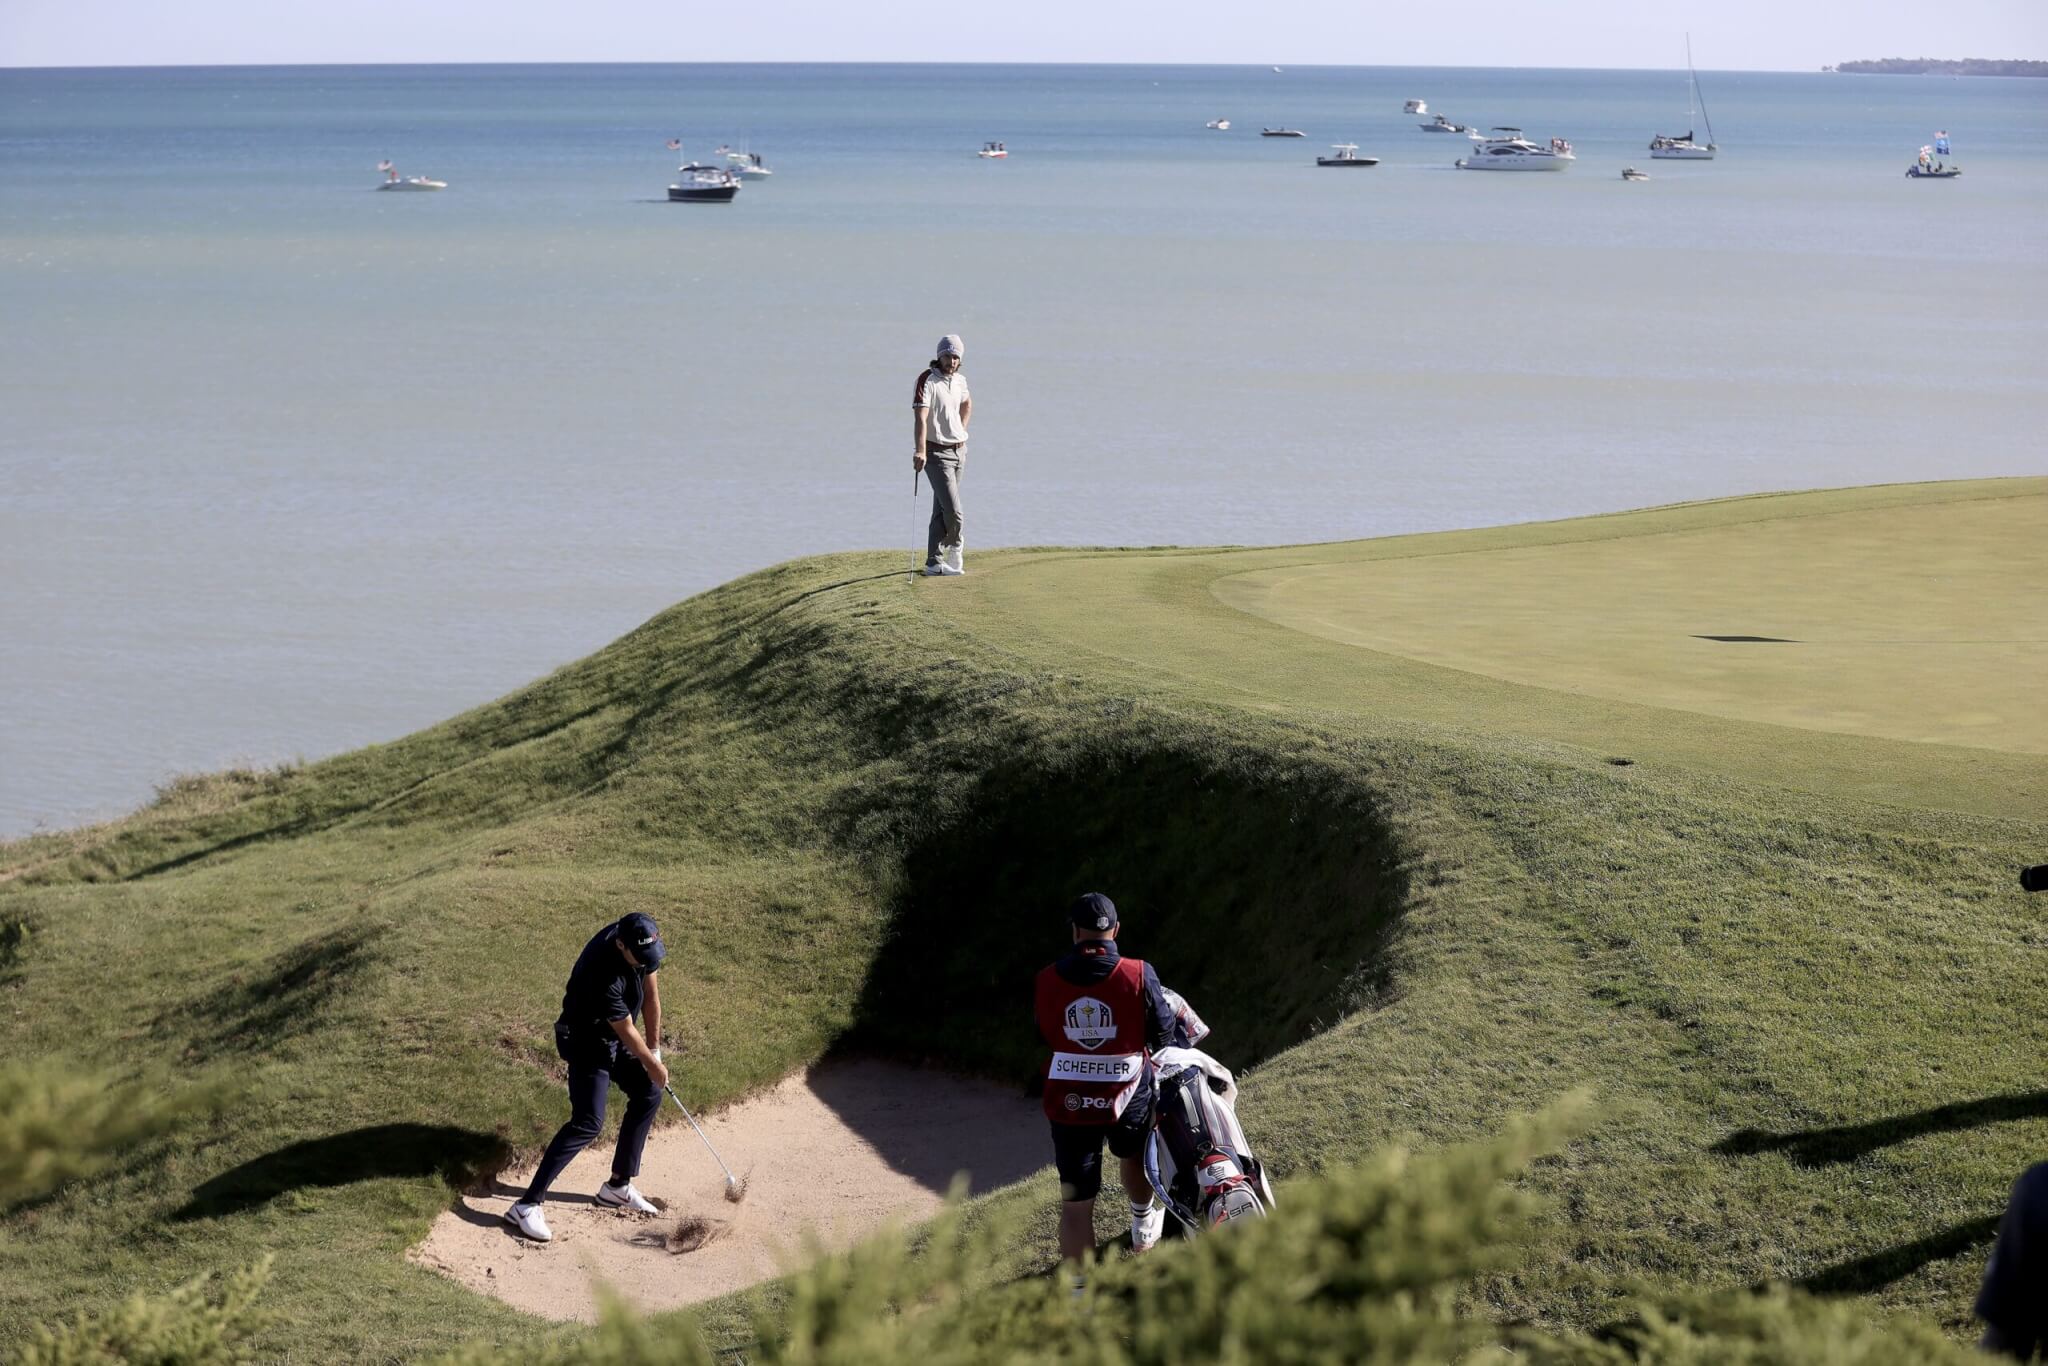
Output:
[504, 1200, 552, 1242]
[942, 544, 965, 575]
[595, 1180, 659, 1214]
[1130, 1199, 1165, 1253]
[923, 562, 964, 577]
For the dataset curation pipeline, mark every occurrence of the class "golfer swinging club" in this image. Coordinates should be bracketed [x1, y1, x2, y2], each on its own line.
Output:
[912, 333, 971, 576]
[1035, 893, 1173, 1281]
[505, 912, 670, 1242]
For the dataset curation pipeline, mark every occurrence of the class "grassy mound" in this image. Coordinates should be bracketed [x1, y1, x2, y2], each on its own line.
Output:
[2, 480, 2043, 1360]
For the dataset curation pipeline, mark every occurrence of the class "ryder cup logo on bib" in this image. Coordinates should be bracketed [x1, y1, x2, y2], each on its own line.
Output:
[1064, 997, 1115, 1050]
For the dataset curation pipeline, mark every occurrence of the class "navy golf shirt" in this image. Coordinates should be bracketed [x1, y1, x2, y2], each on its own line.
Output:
[557, 924, 644, 1041]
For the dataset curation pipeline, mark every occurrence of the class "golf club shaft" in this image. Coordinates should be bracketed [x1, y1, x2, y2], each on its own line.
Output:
[664, 1085, 740, 1187]
[911, 468, 922, 577]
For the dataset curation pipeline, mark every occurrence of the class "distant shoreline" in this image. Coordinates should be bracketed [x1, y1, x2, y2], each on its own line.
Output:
[1827, 58, 2047, 76]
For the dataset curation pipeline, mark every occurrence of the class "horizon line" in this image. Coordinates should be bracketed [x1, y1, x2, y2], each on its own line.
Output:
[1, 57, 1942, 75]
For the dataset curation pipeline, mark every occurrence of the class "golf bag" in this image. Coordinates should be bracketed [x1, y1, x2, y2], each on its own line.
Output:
[1143, 992, 1274, 1233]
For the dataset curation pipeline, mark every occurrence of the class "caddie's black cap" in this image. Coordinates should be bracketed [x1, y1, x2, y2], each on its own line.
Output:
[616, 912, 666, 971]
[1069, 892, 1118, 934]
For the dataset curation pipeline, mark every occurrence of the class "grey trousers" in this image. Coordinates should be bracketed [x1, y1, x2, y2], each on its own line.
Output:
[925, 447, 964, 565]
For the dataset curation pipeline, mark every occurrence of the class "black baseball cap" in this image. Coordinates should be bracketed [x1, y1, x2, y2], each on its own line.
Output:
[1069, 893, 1118, 933]
[616, 913, 666, 971]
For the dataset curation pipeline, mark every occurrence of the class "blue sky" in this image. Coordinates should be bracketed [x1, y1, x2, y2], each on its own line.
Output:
[3, 0, 2043, 70]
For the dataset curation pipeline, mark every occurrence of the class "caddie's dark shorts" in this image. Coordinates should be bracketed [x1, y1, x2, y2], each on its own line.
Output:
[1048, 1083, 1154, 1203]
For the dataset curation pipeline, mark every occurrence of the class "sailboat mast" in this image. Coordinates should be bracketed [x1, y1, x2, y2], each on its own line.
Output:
[1688, 34, 1716, 147]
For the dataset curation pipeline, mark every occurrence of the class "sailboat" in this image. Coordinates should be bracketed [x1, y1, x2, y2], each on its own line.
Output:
[1650, 36, 1717, 160]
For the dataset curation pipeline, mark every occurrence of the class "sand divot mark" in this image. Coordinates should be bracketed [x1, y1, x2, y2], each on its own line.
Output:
[411, 1058, 1046, 1322]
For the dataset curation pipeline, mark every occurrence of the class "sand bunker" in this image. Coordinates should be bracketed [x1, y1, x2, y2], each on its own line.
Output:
[410, 1058, 1046, 1322]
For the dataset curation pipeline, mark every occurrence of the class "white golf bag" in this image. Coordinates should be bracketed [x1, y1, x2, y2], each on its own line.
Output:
[1143, 991, 1275, 1233]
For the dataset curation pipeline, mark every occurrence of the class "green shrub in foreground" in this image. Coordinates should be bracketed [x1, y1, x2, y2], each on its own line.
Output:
[0, 1065, 227, 1212]
[6, 1259, 270, 1366]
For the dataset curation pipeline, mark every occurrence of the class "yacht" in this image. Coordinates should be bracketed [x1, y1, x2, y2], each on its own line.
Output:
[1316, 143, 1380, 167]
[1405, 99, 1428, 114]
[977, 142, 1008, 158]
[725, 150, 773, 179]
[1261, 127, 1307, 138]
[1651, 36, 1718, 159]
[1206, 118, 1231, 130]
[1420, 114, 1475, 135]
[376, 161, 445, 191]
[1456, 130, 1575, 171]
[668, 163, 741, 202]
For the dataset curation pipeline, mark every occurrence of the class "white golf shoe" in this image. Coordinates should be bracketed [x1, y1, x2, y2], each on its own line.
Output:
[1130, 1199, 1165, 1253]
[595, 1180, 659, 1214]
[504, 1200, 552, 1242]
[922, 562, 961, 577]
[943, 543, 965, 575]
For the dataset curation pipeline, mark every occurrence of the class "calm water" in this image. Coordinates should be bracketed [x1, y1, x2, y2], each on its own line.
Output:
[3, 63, 2045, 834]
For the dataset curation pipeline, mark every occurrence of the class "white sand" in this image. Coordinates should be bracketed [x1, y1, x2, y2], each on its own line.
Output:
[409, 1058, 1048, 1322]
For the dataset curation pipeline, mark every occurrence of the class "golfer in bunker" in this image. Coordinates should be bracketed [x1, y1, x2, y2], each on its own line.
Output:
[1035, 893, 1174, 1275]
[505, 913, 668, 1242]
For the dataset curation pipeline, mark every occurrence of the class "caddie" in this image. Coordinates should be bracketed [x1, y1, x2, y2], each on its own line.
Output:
[1033, 892, 1175, 1274]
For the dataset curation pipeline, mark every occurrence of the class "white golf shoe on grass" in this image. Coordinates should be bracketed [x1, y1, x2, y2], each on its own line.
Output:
[595, 1180, 659, 1214]
[922, 561, 963, 577]
[504, 1200, 552, 1242]
[1130, 1199, 1165, 1253]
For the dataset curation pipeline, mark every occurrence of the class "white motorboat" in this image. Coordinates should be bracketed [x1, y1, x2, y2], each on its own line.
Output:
[376, 161, 445, 190]
[1419, 114, 1473, 134]
[1260, 127, 1307, 138]
[1651, 36, 1718, 159]
[1316, 143, 1380, 167]
[668, 163, 740, 202]
[1456, 129, 1575, 171]
[1405, 99, 1428, 114]
[1622, 167, 1650, 181]
[1206, 118, 1231, 130]
[725, 150, 773, 179]
[977, 141, 1008, 158]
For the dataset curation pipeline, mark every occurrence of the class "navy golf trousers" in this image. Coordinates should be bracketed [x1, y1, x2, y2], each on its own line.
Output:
[521, 1030, 661, 1203]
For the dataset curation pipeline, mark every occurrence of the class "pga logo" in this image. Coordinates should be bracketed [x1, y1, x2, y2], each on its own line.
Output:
[1063, 1094, 1081, 1112]
[1062, 1094, 1111, 1112]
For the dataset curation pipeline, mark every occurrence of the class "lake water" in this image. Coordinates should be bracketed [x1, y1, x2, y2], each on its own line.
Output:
[2, 63, 2044, 835]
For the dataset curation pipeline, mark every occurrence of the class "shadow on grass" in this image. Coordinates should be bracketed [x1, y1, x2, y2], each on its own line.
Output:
[1797, 1214, 2002, 1295]
[160, 923, 384, 1061]
[841, 732, 1408, 1084]
[1713, 1091, 2048, 1168]
[174, 1124, 509, 1221]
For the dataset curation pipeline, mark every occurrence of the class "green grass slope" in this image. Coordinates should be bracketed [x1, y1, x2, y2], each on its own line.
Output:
[2, 479, 2043, 1359]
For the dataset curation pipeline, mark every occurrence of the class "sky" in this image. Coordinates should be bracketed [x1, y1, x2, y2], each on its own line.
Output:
[1, 0, 2044, 70]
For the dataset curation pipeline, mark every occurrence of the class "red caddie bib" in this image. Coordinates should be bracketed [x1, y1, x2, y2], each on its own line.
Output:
[1035, 955, 1149, 1125]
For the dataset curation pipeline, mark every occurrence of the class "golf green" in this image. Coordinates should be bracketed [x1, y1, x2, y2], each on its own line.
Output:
[1216, 489, 2047, 754]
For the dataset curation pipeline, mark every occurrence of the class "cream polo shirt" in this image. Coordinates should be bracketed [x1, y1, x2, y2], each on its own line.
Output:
[912, 366, 971, 447]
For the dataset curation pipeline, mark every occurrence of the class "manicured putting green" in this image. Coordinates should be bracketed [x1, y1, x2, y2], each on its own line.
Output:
[1214, 491, 2048, 754]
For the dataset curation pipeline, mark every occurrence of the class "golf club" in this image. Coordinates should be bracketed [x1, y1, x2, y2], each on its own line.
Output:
[664, 1084, 747, 1202]
[911, 467, 922, 579]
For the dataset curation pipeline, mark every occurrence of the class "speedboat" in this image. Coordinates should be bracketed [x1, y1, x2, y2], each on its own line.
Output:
[1906, 160, 1961, 179]
[1420, 114, 1472, 134]
[1316, 143, 1379, 167]
[1206, 118, 1231, 130]
[977, 142, 1008, 158]
[668, 163, 740, 202]
[1261, 127, 1306, 138]
[725, 150, 773, 179]
[1405, 99, 1428, 114]
[376, 161, 445, 190]
[1621, 167, 1649, 181]
[1456, 129, 1575, 171]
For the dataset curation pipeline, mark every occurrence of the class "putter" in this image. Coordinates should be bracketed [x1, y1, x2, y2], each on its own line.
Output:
[664, 1085, 746, 1202]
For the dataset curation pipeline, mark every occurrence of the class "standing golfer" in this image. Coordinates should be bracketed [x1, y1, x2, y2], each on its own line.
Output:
[505, 913, 670, 1242]
[1035, 893, 1174, 1277]
[913, 334, 971, 576]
